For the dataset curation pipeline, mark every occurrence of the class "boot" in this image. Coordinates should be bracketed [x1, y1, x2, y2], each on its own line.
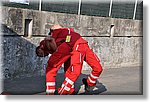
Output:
[82, 78, 91, 92]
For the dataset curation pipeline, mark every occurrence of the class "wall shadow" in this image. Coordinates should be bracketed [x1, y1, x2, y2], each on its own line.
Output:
[56, 73, 107, 95]
[1, 24, 107, 95]
[2, 72, 107, 95]
[1, 24, 46, 94]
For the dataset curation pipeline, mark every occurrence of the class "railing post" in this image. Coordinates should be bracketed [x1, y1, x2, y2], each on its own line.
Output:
[109, 0, 113, 17]
[133, 0, 138, 20]
[78, 0, 82, 15]
[39, 0, 42, 11]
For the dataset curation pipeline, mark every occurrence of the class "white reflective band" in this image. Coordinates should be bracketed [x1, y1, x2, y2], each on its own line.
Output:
[64, 86, 70, 91]
[62, 83, 74, 89]
[94, 54, 99, 61]
[62, 84, 71, 91]
[90, 74, 99, 79]
[58, 84, 65, 94]
[80, 53, 82, 63]
[88, 77, 96, 84]
[59, 78, 74, 94]
[62, 84, 65, 88]
[68, 28, 70, 34]
[59, 84, 71, 94]
[46, 82, 55, 86]
[76, 45, 79, 51]
[65, 77, 74, 85]
[71, 85, 74, 88]
[71, 66, 74, 72]
[46, 89, 55, 93]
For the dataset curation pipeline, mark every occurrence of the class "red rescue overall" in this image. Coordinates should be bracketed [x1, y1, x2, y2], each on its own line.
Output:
[44, 28, 102, 95]
[46, 28, 81, 94]
[58, 37, 103, 95]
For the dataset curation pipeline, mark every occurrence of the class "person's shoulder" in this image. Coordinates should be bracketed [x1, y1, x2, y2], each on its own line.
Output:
[54, 28, 74, 32]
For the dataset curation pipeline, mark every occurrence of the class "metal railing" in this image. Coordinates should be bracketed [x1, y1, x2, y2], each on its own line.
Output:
[2, 0, 143, 20]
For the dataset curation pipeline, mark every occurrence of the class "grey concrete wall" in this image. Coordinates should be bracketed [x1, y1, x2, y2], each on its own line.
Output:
[0, 6, 143, 79]
[2, 36, 49, 79]
[83, 37, 142, 70]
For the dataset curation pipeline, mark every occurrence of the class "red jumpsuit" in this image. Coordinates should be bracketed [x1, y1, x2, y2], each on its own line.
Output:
[39, 28, 103, 95]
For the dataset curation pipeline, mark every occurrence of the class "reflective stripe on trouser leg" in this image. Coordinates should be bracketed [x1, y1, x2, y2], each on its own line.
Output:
[46, 55, 70, 95]
[46, 82, 55, 95]
[84, 45, 103, 87]
[87, 73, 99, 86]
[58, 77, 74, 95]
[46, 67, 58, 95]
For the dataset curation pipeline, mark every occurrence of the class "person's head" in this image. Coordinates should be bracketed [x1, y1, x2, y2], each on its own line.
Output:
[51, 24, 62, 30]
[36, 46, 45, 57]
[48, 24, 62, 35]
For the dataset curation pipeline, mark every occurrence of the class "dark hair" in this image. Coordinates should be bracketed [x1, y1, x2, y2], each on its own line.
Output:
[35, 46, 49, 57]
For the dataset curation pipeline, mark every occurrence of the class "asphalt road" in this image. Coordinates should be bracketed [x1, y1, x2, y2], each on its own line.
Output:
[1, 66, 142, 95]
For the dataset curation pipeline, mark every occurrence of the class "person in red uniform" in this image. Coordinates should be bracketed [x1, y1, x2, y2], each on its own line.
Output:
[36, 24, 103, 95]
